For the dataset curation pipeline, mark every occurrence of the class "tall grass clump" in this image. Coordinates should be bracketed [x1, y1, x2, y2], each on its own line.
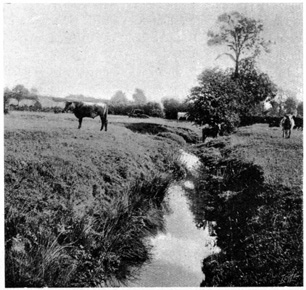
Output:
[191, 143, 303, 286]
[5, 159, 174, 287]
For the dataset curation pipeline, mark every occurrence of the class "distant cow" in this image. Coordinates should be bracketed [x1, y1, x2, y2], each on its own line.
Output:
[62, 101, 108, 131]
[177, 112, 188, 121]
[293, 116, 303, 130]
[202, 123, 222, 142]
[280, 114, 295, 138]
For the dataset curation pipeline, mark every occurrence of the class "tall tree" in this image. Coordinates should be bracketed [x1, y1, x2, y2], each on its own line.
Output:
[132, 88, 147, 105]
[207, 12, 271, 78]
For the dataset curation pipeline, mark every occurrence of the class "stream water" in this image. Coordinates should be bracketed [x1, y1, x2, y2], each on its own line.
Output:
[127, 150, 220, 287]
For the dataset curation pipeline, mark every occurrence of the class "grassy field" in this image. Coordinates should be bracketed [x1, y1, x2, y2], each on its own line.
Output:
[4, 111, 303, 286]
[4, 111, 197, 287]
[190, 123, 303, 286]
[226, 124, 303, 188]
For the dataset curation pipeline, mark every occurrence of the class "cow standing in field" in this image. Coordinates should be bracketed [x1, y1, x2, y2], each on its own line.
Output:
[202, 123, 222, 142]
[280, 114, 295, 138]
[62, 101, 108, 131]
[177, 112, 188, 122]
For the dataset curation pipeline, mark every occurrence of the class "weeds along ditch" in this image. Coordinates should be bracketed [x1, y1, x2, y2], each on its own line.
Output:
[5, 117, 192, 287]
[190, 138, 303, 286]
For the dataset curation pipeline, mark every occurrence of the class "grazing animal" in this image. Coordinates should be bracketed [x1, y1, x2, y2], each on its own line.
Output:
[202, 123, 222, 142]
[280, 114, 295, 138]
[62, 101, 108, 131]
[177, 112, 188, 121]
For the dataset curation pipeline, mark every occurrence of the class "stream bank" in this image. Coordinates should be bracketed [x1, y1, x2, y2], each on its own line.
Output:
[127, 150, 220, 287]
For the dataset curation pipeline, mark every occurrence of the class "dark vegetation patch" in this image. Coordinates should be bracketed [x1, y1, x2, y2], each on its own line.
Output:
[190, 127, 303, 286]
[117, 122, 199, 144]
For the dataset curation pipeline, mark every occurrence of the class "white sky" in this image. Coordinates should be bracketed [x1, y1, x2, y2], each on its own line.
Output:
[3, 2, 303, 102]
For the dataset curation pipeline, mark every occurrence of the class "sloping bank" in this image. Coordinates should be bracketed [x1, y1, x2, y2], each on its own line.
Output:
[190, 138, 303, 286]
[5, 120, 197, 287]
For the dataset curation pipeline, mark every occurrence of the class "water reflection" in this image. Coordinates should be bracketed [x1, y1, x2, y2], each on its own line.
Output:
[128, 183, 219, 287]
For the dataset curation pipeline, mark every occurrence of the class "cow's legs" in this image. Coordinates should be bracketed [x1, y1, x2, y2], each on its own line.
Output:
[100, 116, 108, 131]
[287, 130, 291, 138]
[78, 118, 83, 129]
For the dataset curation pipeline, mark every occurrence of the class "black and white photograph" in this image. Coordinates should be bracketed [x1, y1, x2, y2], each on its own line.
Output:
[3, 2, 303, 287]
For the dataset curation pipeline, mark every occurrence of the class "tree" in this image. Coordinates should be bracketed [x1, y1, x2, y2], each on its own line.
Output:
[297, 101, 303, 117]
[161, 98, 182, 119]
[110, 90, 128, 105]
[284, 96, 298, 115]
[12, 84, 30, 106]
[186, 68, 241, 133]
[33, 100, 42, 111]
[235, 59, 277, 117]
[143, 102, 164, 117]
[132, 88, 147, 105]
[207, 12, 271, 78]
[268, 100, 281, 117]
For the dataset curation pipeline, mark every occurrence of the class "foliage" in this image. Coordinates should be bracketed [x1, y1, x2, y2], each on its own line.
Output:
[132, 88, 147, 105]
[33, 100, 42, 111]
[234, 59, 277, 117]
[186, 68, 240, 133]
[207, 11, 272, 77]
[5, 85, 38, 106]
[297, 101, 303, 117]
[142, 102, 164, 117]
[110, 90, 129, 106]
[161, 97, 188, 120]
[284, 96, 298, 115]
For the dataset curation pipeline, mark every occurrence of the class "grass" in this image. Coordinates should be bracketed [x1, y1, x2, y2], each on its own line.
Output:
[190, 123, 303, 286]
[5, 111, 189, 287]
[6, 112, 303, 286]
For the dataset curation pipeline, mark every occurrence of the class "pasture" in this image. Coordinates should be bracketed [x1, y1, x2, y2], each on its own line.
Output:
[4, 111, 196, 287]
[191, 123, 303, 286]
[4, 111, 303, 286]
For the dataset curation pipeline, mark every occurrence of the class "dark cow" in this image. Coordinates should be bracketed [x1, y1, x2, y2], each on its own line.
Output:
[62, 101, 108, 131]
[293, 116, 303, 130]
[202, 123, 222, 142]
[280, 114, 295, 138]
